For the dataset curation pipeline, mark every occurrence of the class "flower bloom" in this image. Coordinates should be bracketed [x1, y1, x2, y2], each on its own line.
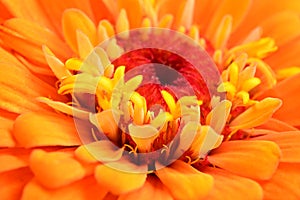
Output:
[1, 0, 300, 199]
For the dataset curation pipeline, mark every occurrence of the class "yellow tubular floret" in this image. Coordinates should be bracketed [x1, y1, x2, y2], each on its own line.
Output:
[161, 90, 177, 116]
[65, 58, 83, 71]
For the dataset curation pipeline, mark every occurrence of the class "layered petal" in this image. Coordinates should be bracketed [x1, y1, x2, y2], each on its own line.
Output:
[204, 167, 263, 200]
[21, 177, 107, 200]
[29, 149, 85, 189]
[258, 73, 300, 126]
[0, 167, 33, 200]
[260, 163, 300, 199]
[118, 177, 173, 200]
[155, 160, 214, 200]
[0, 148, 30, 173]
[13, 112, 81, 147]
[254, 131, 300, 163]
[208, 140, 281, 180]
[95, 164, 147, 195]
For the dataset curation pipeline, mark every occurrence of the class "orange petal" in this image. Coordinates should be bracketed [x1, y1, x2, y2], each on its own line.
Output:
[259, 11, 300, 46]
[29, 149, 85, 189]
[265, 36, 300, 70]
[193, 0, 220, 33]
[118, 177, 173, 200]
[205, 0, 252, 40]
[39, 0, 95, 35]
[203, 167, 263, 200]
[258, 73, 300, 126]
[89, 0, 114, 23]
[21, 177, 107, 200]
[0, 167, 33, 200]
[260, 163, 300, 199]
[13, 112, 81, 147]
[254, 131, 300, 163]
[1, 0, 54, 30]
[0, 1, 12, 21]
[95, 164, 147, 195]
[2, 18, 71, 60]
[0, 115, 15, 147]
[230, 98, 282, 130]
[62, 8, 97, 54]
[208, 140, 281, 180]
[155, 160, 214, 200]
[257, 118, 298, 132]
[230, 0, 300, 46]
[0, 148, 30, 173]
[156, 0, 193, 28]
[117, 0, 143, 28]
[0, 27, 47, 65]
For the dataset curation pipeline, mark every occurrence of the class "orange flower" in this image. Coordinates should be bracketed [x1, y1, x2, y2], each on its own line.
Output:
[1, 0, 300, 199]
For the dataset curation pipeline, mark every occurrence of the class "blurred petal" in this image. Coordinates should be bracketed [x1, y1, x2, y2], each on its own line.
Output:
[0, 148, 30, 173]
[0, 167, 33, 200]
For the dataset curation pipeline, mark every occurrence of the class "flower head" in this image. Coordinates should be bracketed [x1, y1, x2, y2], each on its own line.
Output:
[1, 0, 300, 199]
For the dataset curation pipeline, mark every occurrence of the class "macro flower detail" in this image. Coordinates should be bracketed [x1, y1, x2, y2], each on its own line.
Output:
[0, 0, 300, 200]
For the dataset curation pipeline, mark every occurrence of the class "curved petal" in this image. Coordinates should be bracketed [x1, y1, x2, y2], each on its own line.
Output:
[13, 112, 81, 147]
[39, 0, 95, 35]
[0, 115, 15, 147]
[258, 73, 300, 126]
[260, 163, 300, 199]
[62, 8, 97, 54]
[0, 148, 30, 173]
[1, 0, 53, 30]
[203, 167, 263, 200]
[208, 140, 281, 180]
[29, 149, 85, 189]
[95, 164, 147, 195]
[253, 131, 300, 163]
[155, 160, 214, 200]
[0, 167, 33, 200]
[257, 118, 298, 132]
[21, 177, 107, 200]
[118, 177, 173, 200]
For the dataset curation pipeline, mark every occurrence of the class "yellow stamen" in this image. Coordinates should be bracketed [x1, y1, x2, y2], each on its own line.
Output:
[130, 92, 147, 125]
[241, 77, 261, 92]
[141, 18, 152, 28]
[161, 90, 176, 116]
[217, 82, 236, 98]
[65, 58, 82, 71]
[228, 62, 239, 86]
[158, 14, 173, 28]
[112, 66, 125, 84]
[228, 37, 278, 59]
[189, 25, 199, 42]
[236, 91, 250, 105]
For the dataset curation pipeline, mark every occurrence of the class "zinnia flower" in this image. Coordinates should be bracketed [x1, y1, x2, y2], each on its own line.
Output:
[1, 0, 300, 199]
